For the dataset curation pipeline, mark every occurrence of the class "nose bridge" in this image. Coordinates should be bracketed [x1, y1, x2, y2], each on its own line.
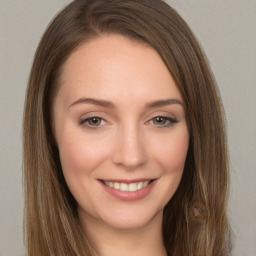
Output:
[112, 121, 146, 169]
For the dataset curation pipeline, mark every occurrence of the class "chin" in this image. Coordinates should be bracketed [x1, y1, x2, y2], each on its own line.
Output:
[95, 205, 164, 231]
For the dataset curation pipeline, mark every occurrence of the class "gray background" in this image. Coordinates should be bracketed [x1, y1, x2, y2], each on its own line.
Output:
[0, 0, 255, 255]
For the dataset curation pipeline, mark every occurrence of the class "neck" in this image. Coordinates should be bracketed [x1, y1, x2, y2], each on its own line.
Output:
[79, 210, 167, 256]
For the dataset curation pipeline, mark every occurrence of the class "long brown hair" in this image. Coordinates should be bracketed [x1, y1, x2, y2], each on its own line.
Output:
[23, 0, 232, 255]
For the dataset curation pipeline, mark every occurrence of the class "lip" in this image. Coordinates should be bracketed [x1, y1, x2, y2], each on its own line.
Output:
[98, 179, 157, 201]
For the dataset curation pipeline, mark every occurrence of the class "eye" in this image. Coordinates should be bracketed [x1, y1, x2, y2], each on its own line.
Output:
[79, 116, 106, 129]
[151, 116, 178, 127]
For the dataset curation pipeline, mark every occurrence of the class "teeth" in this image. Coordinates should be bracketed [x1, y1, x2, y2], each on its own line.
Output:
[104, 180, 151, 191]
[128, 183, 137, 192]
[143, 181, 149, 187]
[120, 183, 128, 191]
[114, 182, 120, 189]
[137, 182, 143, 190]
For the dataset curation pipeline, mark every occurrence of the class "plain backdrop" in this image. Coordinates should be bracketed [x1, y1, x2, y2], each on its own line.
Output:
[0, 0, 255, 255]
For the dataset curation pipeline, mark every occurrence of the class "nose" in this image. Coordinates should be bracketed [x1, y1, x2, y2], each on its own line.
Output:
[112, 124, 146, 170]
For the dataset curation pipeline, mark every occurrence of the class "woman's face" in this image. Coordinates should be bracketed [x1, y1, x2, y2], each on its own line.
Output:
[53, 35, 189, 230]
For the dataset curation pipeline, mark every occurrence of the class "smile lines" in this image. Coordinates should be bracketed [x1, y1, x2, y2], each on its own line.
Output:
[101, 180, 154, 192]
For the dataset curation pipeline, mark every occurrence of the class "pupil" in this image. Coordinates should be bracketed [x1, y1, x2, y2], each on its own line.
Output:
[156, 117, 164, 123]
[89, 117, 100, 125]
[152, 116, 166, 125]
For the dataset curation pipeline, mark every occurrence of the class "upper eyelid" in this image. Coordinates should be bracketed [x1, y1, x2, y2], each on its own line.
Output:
[78, 110, 180, 123]
[77, 107, 179, 116]
[145, 111, 178, 121]
[80, 115, 106, 121]
[80, 112, 108, 120]
[79, 105, 184, 121]
[79, 116, 106, 124]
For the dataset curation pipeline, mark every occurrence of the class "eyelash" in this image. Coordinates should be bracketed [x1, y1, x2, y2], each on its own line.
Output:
[79, 116, 106, 130]
[79, 116, 178, 130]
[148, 116, 178, 128]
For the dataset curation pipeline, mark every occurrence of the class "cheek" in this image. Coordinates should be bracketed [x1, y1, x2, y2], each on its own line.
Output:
[57, 132, 112, 215]
[57, 132, 110, 184]
[153, 128, 189, 172]
[150, 127, 189, 207]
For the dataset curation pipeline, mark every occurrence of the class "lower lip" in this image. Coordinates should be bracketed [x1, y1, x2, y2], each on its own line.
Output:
[99, 180, 156, 201]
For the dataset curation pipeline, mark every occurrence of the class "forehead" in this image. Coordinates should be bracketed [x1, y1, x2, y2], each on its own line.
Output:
[56, 34, 182, 106]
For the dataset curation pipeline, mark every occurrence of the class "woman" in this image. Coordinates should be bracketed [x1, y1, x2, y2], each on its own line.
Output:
[23, 0, 232, 255]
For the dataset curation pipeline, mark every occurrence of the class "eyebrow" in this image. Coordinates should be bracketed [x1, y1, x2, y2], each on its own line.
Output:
[145, 98, 184, 109]
[69, 97, 184, 109]
[69, 98, 116, 109]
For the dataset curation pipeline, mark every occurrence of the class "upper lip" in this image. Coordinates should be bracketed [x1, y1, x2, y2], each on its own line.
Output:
[98, 178, 157, 184]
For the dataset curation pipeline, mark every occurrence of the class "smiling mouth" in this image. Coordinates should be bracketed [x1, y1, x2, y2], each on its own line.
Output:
[100, 180, 155, 192]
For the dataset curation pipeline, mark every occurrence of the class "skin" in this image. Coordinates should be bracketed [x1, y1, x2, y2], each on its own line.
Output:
[53, 35, 189, 256]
